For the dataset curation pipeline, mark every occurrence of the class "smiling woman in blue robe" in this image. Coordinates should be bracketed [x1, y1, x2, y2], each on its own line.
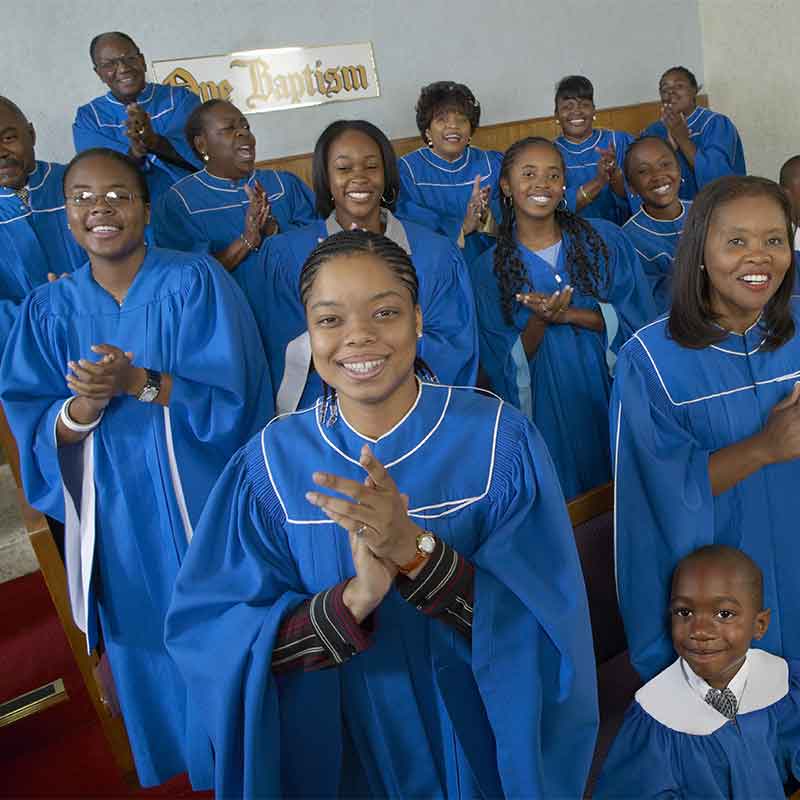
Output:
[257, 120, 478, 413]
[153, 99, 317, 305]
[473, 137, 656, 500]
[0, 148, 273, 787]
[165, 229, 599, 800]
[612, 175, 800, 683]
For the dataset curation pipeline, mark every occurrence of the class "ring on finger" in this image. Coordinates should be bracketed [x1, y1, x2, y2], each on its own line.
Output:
[355, 524, 368, 537]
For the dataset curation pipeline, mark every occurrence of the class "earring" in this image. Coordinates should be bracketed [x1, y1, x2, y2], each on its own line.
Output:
[201, 152, 209, 162]
[426, 135, 434, 148]
[466, 136, 471, 145]
[380, 187, 397, 205]
[562, 186, 567, 192]
[417, 330, 423, 339]
[699, 263, 705, 271]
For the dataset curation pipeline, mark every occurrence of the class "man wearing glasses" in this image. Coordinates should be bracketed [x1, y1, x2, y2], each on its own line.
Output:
[73, 32, 202, 201]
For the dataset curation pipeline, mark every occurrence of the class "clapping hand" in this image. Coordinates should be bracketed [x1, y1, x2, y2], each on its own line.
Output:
[125, 103, 156, 158]
[462, 175, 490, 236]
[661, 104, 691, 150]
[66, 344, 136, 414]
[516, 286, 574, 323]
[595, 144, 617, 182]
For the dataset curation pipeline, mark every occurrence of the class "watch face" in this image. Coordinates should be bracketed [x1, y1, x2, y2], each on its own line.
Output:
[418, 533, 436, 555]
[138, 385, 159, 403]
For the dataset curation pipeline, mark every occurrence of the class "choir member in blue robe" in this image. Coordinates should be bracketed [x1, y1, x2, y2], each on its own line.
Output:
[397, 82, 503, 264]
[473, 137, 656, 499]
[0, 148, 273, 787]
[260, 120, 478, 413]
[596, 546, 800, 799]
[153, 99, 316, 304]
[778, 155, 800, 291]
[165, 229, 599, 799]
[73, 32, 201, 201]
[553, 75, 633, 226]
[612, 175, 800, 683]
[642, 66, 746, 202]
[0, 97, 85, 347]
[623, 136, 691, 312]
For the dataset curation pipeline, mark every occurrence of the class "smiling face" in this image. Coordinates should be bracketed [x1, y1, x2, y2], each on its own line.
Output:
[703, 193, 793, 331]
[555, 96, 595, 142]
[194, 102, 255, 179]
[0, 104, 35, 190]
[501, 141, 565, 221]
[670, 556, 769, 688]
[425, 105, 472, 160]
[93, 34, 147, 103]
[659, 70, 697, 116]
[327, 129, 384, 225]
[627, 138, 682, 218]
[64, 154, 149, 265]
[306, 252, 421, 411]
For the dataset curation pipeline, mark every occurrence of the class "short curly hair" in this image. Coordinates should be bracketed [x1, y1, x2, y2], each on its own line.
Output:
[415, 81, 481, 142]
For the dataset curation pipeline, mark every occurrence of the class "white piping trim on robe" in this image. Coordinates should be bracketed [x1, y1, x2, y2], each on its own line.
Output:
[276, 332, 312, 415]
[163, 407, 193, 543]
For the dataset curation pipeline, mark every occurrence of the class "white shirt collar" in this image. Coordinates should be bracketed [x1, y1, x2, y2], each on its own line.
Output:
[325, 209, 412, 254]
[681, 653, 750, 706]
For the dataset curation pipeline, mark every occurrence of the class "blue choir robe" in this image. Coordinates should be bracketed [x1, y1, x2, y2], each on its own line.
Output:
[165, 382, 599, 799]
[595, 650, 800, 799]
[259, 211, 479, 413]
[0, 160, 85, 347]
[611, 303, 800, 682]
[73, 83, 202, 200]
[0, 248, 273, 787]
[397, 145, 503, 263]
[622, 201, 691, 313]
[642, 107, 746, 201]
[555, 129, 634, 225]
[152, 167, 317, 304]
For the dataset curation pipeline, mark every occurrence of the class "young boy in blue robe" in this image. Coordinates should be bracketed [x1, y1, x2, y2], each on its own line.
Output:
[397, 81, 503, 264]
[0, 148, 273, 787]
[165, 230, 599, 800]
[622, 136, 691, 312]
[473, 137, 656, 499]
[73, 32, 201, 201]
[152, 99, 317, 309]
[260, 120, 478, 412]
[553, 75, 633, 226]
[642, 66, 746, 202]
[596, 545, 800, 799]
[0, 97, 85, 347]
[612, 176, 800, 683]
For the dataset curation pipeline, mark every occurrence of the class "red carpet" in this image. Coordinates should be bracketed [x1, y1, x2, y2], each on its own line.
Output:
[0, 571, 206, 798]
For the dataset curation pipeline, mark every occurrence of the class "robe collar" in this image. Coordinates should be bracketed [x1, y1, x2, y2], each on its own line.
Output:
[710, 315, 767, 356]
[418, 145, 473, 174]
[104, 82, 156, 107]
[0, 161, 49, 199]
[556, 129, 603, 154]
[325, 209, 412, 254]
[681, 654, 750, 707]
[194, 168, 257, 192]
[630, 201, 690, 235]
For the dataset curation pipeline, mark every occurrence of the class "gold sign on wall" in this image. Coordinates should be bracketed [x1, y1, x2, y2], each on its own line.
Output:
[151, 43, 380, 113]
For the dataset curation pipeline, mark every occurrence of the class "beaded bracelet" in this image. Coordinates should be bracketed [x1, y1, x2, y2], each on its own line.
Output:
[240, 233, 258, 252]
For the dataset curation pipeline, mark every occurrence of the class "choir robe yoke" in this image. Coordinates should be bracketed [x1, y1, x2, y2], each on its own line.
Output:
[165, 383, 599, 799]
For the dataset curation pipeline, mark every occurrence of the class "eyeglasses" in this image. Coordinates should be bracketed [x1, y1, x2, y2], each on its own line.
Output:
[96, 54, 142, 72]
[66, 190, 143, 208]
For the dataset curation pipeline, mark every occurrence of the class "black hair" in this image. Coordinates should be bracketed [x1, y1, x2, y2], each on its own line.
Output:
[415, 81, 481, 142]
[673, 545, 764, 610]
[0, 96, 28, 124]
[622, 135, 680, 183]
[659, 65, 699, 91]
[299, 230, 436, 416]
[779, 155, 800, 186]
[62, 147, 150, 205]
[184, 98, 230, 159]
[311, 120, 399, 218]
[668, 175, 795, 350]
[90, 32, 140, 65]
[493, 136, 610, 325]
[554, 75, 595, 111]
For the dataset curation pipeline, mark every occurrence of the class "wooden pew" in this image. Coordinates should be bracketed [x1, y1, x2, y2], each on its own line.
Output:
[258, 96, 708, 188]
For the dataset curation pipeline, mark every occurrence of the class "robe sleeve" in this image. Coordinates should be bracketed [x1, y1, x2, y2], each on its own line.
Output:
[471, 407, 598, 798]
[777, 659, 800, 783]
[0, 289, 70, 519]
[165, 259, 274, 520]
[165, 440, 325, 797]
[72, 103, 129, 157]
[593, 219, 658, 350]
[282, 172, 318, 228]
[610, 337, 714, 681]
[693, 114, 746, 189]
[417, 241, 478, 386]
[593, 702, 683, 799]
[396, 159, 463, 241]
[151, 187, 211, 253]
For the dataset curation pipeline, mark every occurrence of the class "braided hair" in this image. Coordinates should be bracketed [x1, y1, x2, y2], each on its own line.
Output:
[493, 136, 610, 325]
[299, 230, 437, 421]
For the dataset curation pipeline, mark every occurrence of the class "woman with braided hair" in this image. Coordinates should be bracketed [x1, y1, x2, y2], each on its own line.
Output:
[166, 229, 598, 799]
[472, 137, 655, 499]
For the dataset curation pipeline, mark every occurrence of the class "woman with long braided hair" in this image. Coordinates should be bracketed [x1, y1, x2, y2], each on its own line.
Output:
[167, 229, 598, 800]
[472, 136, 655, 498]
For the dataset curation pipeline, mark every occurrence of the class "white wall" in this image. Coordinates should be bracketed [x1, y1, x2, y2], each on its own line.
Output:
[9, 0, 702, 164]
[699, 0, 800, 180]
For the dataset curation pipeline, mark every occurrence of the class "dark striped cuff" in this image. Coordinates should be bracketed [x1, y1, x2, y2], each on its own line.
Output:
[309, 580, 374, 665]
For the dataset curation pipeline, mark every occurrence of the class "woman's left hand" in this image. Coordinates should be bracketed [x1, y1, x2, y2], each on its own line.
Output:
[66, 344, 140, 402]
[662, 106, 691, 149]
[518, 286, 573, 323]
[306, 445, 420, 568]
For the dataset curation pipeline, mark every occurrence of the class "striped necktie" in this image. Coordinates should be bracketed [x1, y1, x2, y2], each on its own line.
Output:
[15, 187, 30, 206]
[705, 687, 738, 720]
